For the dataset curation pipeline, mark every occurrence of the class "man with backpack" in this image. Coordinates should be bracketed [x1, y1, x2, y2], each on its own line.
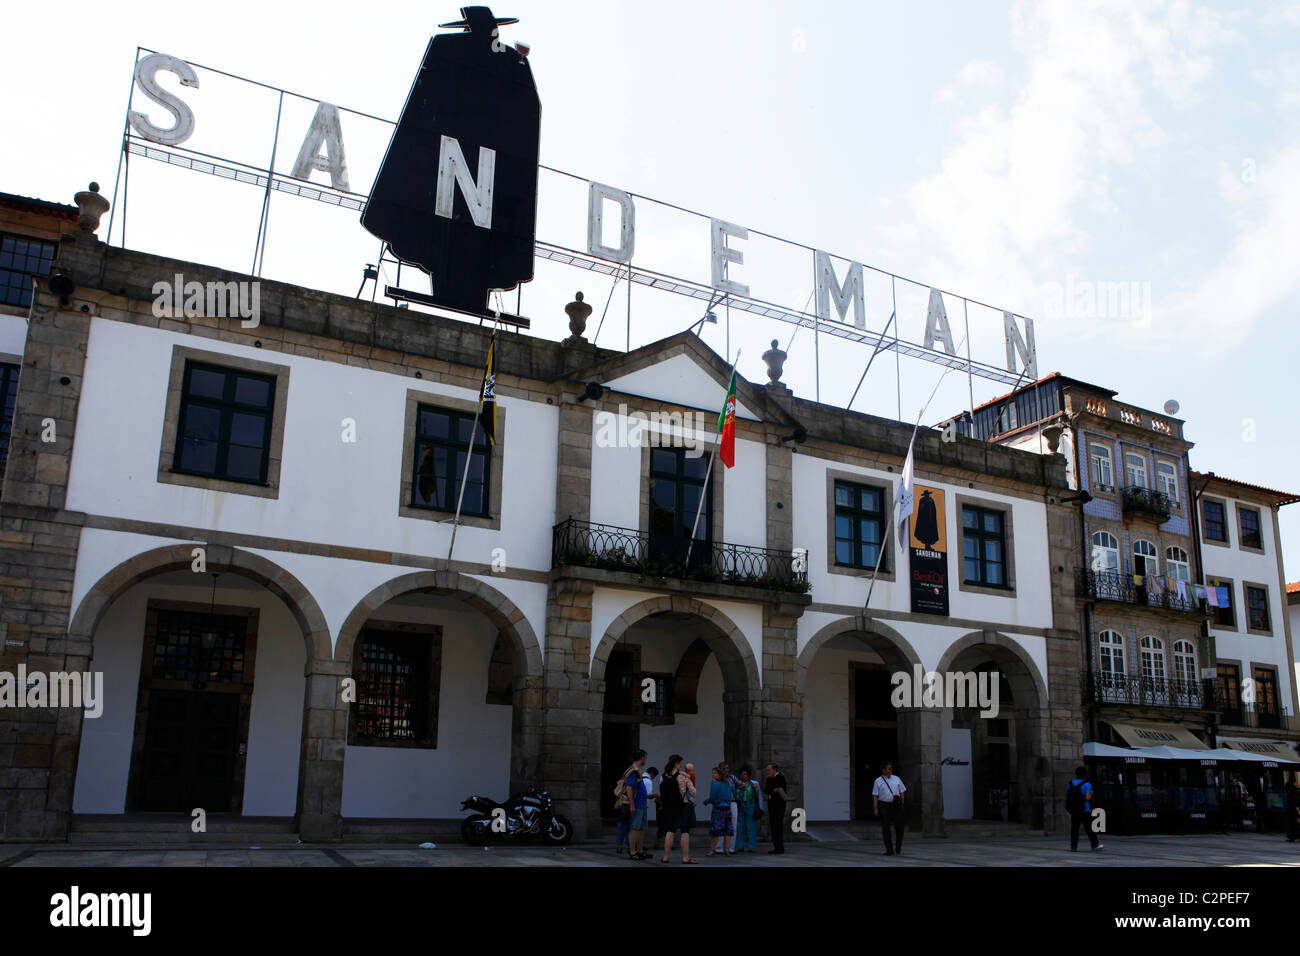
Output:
[1067, 765, 1103, 852]
[616, 750, 649, 860]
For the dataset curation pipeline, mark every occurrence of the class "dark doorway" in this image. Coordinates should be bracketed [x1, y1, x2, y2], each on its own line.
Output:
[601, 647, 640, 820]
[140, 691, 240, 811]
[131, 601, 258, 814]
[648, 448, 712, 566]
[850, 665, 898, 820]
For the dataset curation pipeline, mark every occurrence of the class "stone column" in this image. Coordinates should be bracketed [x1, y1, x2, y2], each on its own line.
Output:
[896, 706, 944, 836]
[541, 577, 598, 837]
[296, 657, 349, 842]
[1045, 628, 1085, 834]
[760, 599, 804, 813]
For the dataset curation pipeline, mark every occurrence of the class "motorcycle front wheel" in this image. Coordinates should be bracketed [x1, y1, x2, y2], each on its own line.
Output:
[461, 814, 492, 846]
[543, 814, 573, 846]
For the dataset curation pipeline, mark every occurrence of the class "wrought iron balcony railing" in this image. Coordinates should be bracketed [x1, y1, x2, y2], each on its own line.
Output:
[1077, 569, 1207, 614]
[1216, 704, 1300, 733]
[1122, 485, 1177, 521]
[552, 518, 810, 593]
[1086, 671, 1213, 709]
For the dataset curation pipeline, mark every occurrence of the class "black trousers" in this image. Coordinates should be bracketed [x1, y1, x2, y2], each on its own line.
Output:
[769, 799, 785, 851]
[1070, 811, 1099, 849]
[880, 800, 904, 852]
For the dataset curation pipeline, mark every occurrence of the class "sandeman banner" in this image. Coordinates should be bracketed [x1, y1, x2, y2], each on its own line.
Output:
[908, 483, 949, 616]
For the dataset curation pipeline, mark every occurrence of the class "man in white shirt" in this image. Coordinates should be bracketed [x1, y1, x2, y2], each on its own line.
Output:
[872, 761, 907, 856]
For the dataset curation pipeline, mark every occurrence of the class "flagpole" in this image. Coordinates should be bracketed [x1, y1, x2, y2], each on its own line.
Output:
[447, 310, 501, 563]
[684, 349, 741, 568]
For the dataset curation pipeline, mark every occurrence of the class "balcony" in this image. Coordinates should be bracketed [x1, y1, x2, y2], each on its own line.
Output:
[1122, 485, 1176, 522]
[552, 518, 810, 593]
[1086, 671, 1213, 710]
[1216, 704, 1300, 734]
[1077, 569, 1206, 615]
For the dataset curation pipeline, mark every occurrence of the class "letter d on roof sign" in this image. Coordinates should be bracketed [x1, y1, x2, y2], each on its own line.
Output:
[1003, 311, 1037, 379]
[129, 53, 199, 146]
[587, 182, 635, 263]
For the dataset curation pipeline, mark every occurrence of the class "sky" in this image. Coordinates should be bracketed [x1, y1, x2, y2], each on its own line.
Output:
[3, 0, 1299, 579]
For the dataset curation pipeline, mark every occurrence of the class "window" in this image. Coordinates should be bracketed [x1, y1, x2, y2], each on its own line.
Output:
[834, 480, 887, 571]
[1209, 579, 1235, 628]
[1238, 507, 1262, 550]
[173, 362, 276, 484]
[649, 447, 712, 564]
[1140, 636, 1166, 682]
[1202, 500, 1227, 542]
[1125, 453, 1148, 488]
[411, 404, 491, 516]
[150, 608, 248, 685]
[1132, 539, 1158, 576]
[1156, 461, 1179, 502]
[1002, 402, 1018, 431]
[0, 233, 57, 308]
[1245, 585, 1270, 632]
[1217, 663, 1241, 722]
[0, 362, 18, 466]
[1172, 641, 1196, 684]
[351, 628, 441, 747]
[1091, 531, 1119, 572]
[639, 673, 674, 719]
[962, 505, 1007, 587]
[1253, 667, 1279, 725]
[1164, 546, 1190, 582]
[1090, 444, 1113, 488]
[1098, 631, 1126, 701]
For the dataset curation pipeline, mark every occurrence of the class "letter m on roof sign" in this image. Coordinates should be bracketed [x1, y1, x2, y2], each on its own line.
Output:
[1003, 311, 1037, 380]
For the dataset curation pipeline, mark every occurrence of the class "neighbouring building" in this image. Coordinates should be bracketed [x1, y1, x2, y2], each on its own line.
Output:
[951, 376, 1300, 834]
[0, 185, 1089, 844]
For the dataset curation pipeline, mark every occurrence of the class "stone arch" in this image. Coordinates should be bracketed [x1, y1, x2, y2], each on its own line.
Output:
[334, 570, 543, 680]
[795, 614, 923, 694]
[935, 630, 1049, 707]
[62, 543, 336, 839]
[936, 630, 1051, 829]
[671, 638, 712, 715]
[69, 543, 331, 665]
[591, 594, 760, 695]
[333, 569, 546, 806]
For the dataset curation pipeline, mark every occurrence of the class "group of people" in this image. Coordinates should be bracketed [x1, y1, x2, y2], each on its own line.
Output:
[614, 750, 790, 862]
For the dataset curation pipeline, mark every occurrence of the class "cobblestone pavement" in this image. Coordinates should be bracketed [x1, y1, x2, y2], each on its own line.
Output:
[1, 832, 1297, 867]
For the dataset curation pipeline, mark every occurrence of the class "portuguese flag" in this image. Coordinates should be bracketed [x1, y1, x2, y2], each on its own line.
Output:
[717, 371, 737, 468]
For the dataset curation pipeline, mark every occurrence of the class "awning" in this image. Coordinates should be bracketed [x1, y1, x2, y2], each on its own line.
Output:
[1218, 738, 1300, 765]
[1105, 721, 1210, 750]
[1083, 742, 1147, 760]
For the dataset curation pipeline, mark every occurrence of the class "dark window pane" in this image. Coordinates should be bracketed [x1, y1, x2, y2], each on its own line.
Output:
[982, 511, 1001, 533]
[650, 448, 677, 474]
[682, 454, 709, 480]
[835, 515, 851, 539]
[835, 540, 852, 564]
[225, 444, 263, 481]
[419, 410, 450, 439]
[965, 557, 980, 580]
[229, 412, 266, 447]
[182, 405, 221, 441]
[177, 439, 219, 474]
[963, 507, 977, 529]
[188, 368, 226, 399]
[835, 485, 853, 508]
[234, 376, 272, 407]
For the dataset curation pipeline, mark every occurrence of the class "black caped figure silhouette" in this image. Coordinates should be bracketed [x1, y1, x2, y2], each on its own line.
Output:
[362, 6, 540, 316]
[914, 489, 940, 549]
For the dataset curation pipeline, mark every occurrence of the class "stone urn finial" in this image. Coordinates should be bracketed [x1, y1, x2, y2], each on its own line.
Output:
[1042, 423, 1063, 454]
[74, 181, 110, 234]
[564, 291, 592, 342]
[762, 338, 787, 385]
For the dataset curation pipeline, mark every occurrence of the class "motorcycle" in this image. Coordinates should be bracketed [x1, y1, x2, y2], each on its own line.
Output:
[459, 787, 573, 846]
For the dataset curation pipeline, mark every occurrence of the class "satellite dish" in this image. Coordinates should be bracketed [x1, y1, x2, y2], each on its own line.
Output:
[1163, 400, 1180, 415]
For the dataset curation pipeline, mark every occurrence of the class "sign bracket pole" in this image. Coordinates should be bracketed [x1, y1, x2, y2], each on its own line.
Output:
[684, 348, 740, 568]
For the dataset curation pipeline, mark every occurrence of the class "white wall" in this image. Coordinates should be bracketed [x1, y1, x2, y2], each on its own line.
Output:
[65, 319, 559, 574]
[801, 640, 885, 820]
[73, 579, 306, 815]
[340, 603, 512, 818]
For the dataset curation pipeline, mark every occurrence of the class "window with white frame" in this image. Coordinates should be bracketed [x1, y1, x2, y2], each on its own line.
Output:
[1125, 453, 1148, 488]
[1140, 635, 1166, 683]
[1164, 546, 1190, 582]
[1132, 538, 1158, 577]
[1157, 461, 1179, 502]
[1172, 640, 1197, 683]
[1091, 531, 1120, 572]
[1090, 444, 1113, 488]
[1099, 630, 1126, 678]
